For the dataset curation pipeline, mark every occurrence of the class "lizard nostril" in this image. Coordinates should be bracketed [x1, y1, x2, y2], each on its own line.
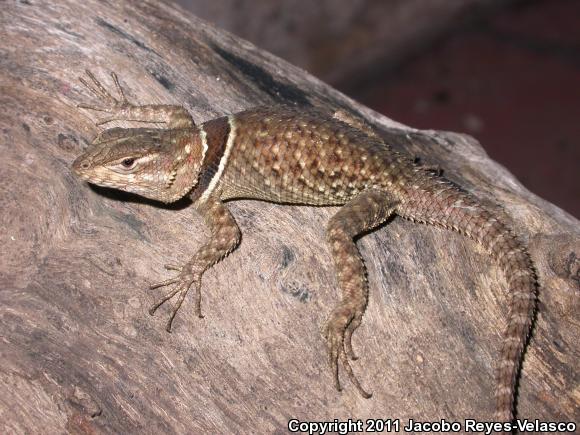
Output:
[81, 161, 90, 169]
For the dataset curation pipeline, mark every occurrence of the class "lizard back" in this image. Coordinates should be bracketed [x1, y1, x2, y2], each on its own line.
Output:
[203, 107, 414, 205]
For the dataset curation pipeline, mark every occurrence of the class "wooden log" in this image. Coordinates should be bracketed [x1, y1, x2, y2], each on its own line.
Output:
[0, 1, 577, 433]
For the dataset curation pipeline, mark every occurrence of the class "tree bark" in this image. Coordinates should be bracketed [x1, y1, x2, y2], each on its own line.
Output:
[0, 1, 577, 433]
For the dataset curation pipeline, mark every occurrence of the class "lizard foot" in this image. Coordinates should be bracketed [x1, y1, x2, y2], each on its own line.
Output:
[343, 313, 363, 361]
[322, 305, 372, 399]
[78, 70, 136, 125]
[149, 269, 203, 332]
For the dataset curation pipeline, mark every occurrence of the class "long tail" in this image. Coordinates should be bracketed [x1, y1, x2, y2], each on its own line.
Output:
[396, 173, 537, 421]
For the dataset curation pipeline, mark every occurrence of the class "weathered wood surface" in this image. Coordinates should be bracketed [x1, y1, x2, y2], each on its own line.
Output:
[0, 1, 578, 433]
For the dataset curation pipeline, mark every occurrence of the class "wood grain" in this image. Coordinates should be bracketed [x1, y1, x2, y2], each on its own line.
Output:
[0, 1, 578, 433]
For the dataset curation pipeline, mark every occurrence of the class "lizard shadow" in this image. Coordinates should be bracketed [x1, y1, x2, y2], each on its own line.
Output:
[88, 184, 192, 210]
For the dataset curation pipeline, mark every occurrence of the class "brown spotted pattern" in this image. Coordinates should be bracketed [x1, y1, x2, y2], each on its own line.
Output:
[74, 72, 537, 422]
[323, 189, 398, 398]
[219, 108, 415, 204]
[214, 108, 536, 420]
[397, 173, 536, 422]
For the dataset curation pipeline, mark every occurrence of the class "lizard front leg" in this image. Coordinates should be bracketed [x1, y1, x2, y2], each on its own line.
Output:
[78, 70, 194, 129]
[324, 189, 398, 398]
[149, 196, 241, 332]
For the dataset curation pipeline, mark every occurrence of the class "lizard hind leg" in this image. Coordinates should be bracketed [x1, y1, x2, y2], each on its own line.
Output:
[323, 189, 397, 398]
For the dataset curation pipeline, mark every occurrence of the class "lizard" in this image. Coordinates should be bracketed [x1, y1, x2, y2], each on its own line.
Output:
[72, 70, 537, 422]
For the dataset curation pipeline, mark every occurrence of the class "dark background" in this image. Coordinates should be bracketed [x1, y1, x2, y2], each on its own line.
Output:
[174, 0, 579, 218]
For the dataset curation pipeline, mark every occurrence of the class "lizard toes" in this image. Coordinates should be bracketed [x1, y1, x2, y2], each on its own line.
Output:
[344, 314, 363, 360]
[149, 285, 180, 315]
[150, 276, 180, 290]
[323, 319, 347, 393]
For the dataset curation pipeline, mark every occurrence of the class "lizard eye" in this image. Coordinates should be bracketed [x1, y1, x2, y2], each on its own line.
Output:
[121, 158, 136, 168]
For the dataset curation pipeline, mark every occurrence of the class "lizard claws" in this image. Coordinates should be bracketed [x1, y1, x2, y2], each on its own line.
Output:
[149, 268, 204, 332]
[78, 70, 135, 125]
[150, 276, 181, 290]
[344, 314, 362, 360]
[76, 103, 111, 112]
[323, 306, 372, 399]
[79, 70, 129, 106]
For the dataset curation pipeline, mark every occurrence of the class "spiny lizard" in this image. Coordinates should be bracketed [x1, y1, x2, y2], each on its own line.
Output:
[72, 71, 537, 422]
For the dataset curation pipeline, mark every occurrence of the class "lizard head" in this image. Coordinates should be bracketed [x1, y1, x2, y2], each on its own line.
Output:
[73, 127, 205, 203]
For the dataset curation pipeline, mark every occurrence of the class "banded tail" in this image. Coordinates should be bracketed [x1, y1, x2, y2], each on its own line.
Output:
[396, 172, 537, 421]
